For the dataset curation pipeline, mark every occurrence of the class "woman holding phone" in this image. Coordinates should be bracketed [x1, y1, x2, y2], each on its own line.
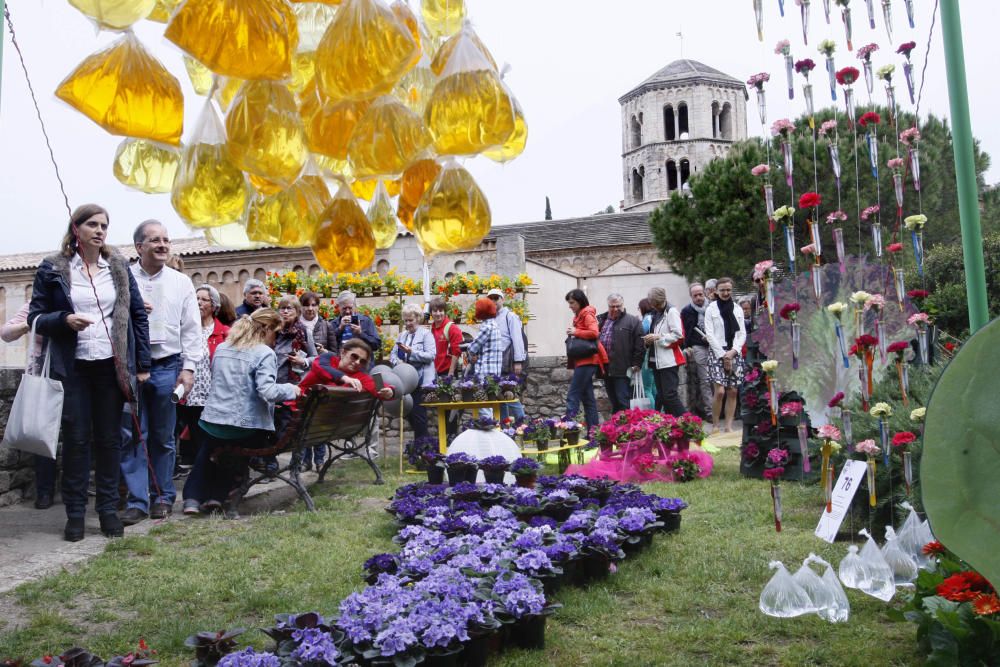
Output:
[390, 303, 436, 438]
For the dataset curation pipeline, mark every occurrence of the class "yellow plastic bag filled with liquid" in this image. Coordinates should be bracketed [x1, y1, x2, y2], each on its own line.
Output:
[165, 0, 298, 81]
[413, 159, 490, 254]
[171, 101, 250, 228]
[351, 177, 400, 200]
[183, 56, 214, 96]
[248, 167, 331, 247]
[393, 54, 437, 115]
[391, 0, 422, 50]
[424, 30, 515, 156]
[290, 0, 341, 4]
[420, 0, 465, 40]
[483, 93, 527, 163]
[348, 96, 432, 178]
[301, 82, 370, 161]
[68, 0, 155, 30]
[204, 221, 267, 249]
[396, 158, 440, 231]
[312, 182, 376, 273]
[294, 2, 339, 52]
[367, 179, 401, 249]
[288, 52, 317, 95]
[315, 0, 419, 102]
[56, 33, 184, 146]
[429, 22, 497, 76]
[147, 0, 181, 23]
[226, 80, 308, 187]
[113, 138, 180, 193]
[215, 76, 245, 112]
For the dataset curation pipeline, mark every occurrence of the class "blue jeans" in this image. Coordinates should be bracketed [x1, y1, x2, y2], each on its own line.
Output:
[35, 455, 57, 497]
[604, 376, 632, 415]
[121, 355, 181, 511]
[566, 364, 600, 435]
[500, 401, 525, 421]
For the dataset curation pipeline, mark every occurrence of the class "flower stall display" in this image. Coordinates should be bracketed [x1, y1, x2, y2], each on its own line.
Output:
[444, 452, 478, 486]
[405, 436, 446, 484]
[479, 455, 510, 484]
[510, 457, 541, 487]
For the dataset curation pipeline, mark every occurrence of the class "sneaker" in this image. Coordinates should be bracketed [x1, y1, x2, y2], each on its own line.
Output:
[99, 512, 124, 538]
[121, 508, 148, 526]
[200, 499, 222, 515]
[182, 499, 201, 515]
[150, 503, 173, 520]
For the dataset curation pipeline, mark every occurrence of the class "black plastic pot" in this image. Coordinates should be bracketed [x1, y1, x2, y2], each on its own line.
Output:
[448, 466, 476, 486]
[427, 467, 445, 485]
[483, 469, 506, 484]
[460, 634, 491, 667]
[511, 614, 547, 650]
[659, 511, 682, 533]
[515, 473, 536, 489]
[582, 553, 611, 580]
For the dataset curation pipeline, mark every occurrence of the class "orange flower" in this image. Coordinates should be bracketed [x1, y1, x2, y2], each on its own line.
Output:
[974, 594, 1000, 616]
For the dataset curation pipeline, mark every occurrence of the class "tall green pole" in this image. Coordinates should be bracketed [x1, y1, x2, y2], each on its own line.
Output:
[940, 0, 989, 332]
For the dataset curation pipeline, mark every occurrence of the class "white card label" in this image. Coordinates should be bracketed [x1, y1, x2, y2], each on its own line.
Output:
[814, 459, 869, 543]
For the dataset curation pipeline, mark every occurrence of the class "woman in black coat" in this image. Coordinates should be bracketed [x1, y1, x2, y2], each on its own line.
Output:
[28, 204, 150, 542]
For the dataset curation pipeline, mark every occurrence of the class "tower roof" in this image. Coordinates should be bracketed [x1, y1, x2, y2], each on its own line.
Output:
[620, 59, 745, 102]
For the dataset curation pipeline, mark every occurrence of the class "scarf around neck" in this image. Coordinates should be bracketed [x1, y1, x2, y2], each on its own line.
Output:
[717, 298, 738, 350]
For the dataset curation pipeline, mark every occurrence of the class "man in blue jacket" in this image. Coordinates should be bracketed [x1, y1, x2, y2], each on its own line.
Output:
[329, 290, 381, 367]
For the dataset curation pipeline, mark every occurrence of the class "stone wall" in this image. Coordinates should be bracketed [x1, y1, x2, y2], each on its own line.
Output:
[0, 368, 35, 507]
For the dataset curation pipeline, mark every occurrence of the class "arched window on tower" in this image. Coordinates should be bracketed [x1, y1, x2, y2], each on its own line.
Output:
[680, 159, 691, 189]
[720, 102, 733, 140]
[632, 166, 644, 201]
[711, 102, 720, 139]
[663, 105, 675, 140]
[630, 114, 642, 148]
[666, 160, 678, 192]
[678, 102, 689, 138]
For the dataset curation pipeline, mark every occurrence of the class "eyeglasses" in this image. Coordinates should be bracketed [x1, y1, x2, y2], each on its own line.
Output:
[346, 351, 369, 364]
[144, 237, 171, 245]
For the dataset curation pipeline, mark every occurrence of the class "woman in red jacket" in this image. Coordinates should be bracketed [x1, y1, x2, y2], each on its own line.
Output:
[565, 289, 608, 435]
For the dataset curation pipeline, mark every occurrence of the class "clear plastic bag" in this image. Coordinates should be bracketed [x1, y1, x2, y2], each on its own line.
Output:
[247, 162, 330, 248]
[165, 0, 298, 81]
[881, 526, 918, 585]
[838, 544, 868, 590]
[896, 501, 929, 568]
[759, 561, 815, 618]
[225, 80, 308, 187]
[348, 96, 432, 178]
[366, 180, 401, 250]
[293, 1, 339, 53]
[915, 518, 936, 570]
[113, 138, 180, 194]
[420, 0, 466, 40]
[814, 555, 850, 622]
[311, 181, 376, 273]
[857, 528, 896, 601]
[56, 33, 184, 146]
[792, 555, 832, 620]
[68, 0, 156, 30]
[413, 159, 491, 255]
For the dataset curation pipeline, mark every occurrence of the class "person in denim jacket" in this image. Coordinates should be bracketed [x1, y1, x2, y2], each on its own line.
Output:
[186, 309, 301, 518]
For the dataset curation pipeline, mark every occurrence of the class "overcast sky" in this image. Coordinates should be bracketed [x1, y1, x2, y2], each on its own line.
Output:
[0, 0, 992, 255]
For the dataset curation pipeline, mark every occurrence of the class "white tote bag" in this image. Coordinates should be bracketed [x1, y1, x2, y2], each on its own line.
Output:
[1, 321, 63, 459]
[629, 371, 653, 411]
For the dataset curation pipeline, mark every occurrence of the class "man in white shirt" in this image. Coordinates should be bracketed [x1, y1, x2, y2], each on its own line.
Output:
[486, 289, 526, 421]
[120, 221, 202, 525]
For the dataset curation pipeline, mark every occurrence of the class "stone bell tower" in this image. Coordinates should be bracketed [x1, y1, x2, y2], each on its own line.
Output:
[619, 59, 749, 212]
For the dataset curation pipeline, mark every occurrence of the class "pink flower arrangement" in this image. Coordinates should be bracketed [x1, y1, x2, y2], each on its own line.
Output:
[887, 242, 904, 253]
[795, 58, 817, 75]
[751, 164, 770, 177]
[900, 127, 921, 145]
[828, 392, 845, 408]
[779, 302, 801, 320]
[908, 312, 931, 326]
[863, 294, 886, 311]
[771, 118, 796, 137]
[818, 119, 838, 137]
[826, 210, 847, 224]
[780, 401, 803, 417]
[818, 424, 841, 440]
[801, 243, 816, 255]
[753, 259, 775, 280]
[861, 204, 881, 220]
[857, 43, 879, 60]
[762, 466, 785, 480]
[775, 39, 791, 55]
[856, 439, 881, 456]
[767, 448, 790, 465]
[747, 72, 771, 88]
[887, 157, 905, 170]
[897, 41, 917, 58]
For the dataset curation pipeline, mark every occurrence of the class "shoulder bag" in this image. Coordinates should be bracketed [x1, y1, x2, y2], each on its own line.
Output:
[1, 320, 64, 459]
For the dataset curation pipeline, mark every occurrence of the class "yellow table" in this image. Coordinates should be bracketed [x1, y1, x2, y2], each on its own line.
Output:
[521, 439, 592, 472]
[423, 398, 518, 454]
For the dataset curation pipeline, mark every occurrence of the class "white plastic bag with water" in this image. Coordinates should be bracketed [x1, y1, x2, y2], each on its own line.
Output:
[760, 561, 816, 618]
[838, 544, 868, 590]
[857, 528, 896, 601]
[881, 526, 918, 585]
[792, 554, 836, 622]
[814, 555, 850, 622]
[896, 501, 926, 566]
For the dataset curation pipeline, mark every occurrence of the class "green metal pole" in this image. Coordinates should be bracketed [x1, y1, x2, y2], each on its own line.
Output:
[940, 0, 989, 332]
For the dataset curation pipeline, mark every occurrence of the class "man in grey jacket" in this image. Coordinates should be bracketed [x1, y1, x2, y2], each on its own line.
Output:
[596, 293, 645, 415]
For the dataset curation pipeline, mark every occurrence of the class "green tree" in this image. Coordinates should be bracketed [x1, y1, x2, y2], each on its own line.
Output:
[649, 106, 993, 284]
[544, 196, 552, 220]
[917, 230, 1000, 337]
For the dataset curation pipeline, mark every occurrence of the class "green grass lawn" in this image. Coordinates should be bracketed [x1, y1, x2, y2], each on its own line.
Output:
[0, 449, 921, 666]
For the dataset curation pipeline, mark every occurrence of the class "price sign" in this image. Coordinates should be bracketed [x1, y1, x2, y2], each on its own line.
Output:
[814, 459, 868, 543]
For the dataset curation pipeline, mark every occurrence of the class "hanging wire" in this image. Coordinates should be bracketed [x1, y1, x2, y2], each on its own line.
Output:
[3, 3, 72, 217]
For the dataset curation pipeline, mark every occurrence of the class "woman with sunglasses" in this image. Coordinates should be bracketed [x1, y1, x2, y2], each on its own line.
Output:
[298, 339, 395, 400]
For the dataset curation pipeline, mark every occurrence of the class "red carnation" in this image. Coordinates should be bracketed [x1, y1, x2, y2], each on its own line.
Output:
[779, 302, 801, 320]
[908, 289, 929, 299]
[937, 571, 994, 603]
[836, 66, 860, 86]
[897, 41, 917, 57]
[828, 391, 845, 408]
[922, 540, 945, 556]
[855, 334, 878, 348]
[887, 242, 904, 253]
[887, 341, 909, 354]
[892, 431, 917, 448]
[859, 111, 882, 127]
[799, 192, 822, 209]
[848, 343, 861, 357]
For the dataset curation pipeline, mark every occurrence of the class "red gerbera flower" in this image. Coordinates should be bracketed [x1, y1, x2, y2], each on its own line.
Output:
[798, 192, 822, 209]
[907, 289, 930, 299]
[973, 593, 1000, 616]
[887, 341, 909, 354]
[887, 242, 904, 253]
[855, 334, 879, 348]
[836, 66, 860, 86]
[922, 540, 945, 556]
[937, 571, 994, 602]
[892, 431, 917, 447]
[859, 111, 882, 127]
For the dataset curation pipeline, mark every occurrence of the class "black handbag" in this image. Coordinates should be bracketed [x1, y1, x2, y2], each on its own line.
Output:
[565, 335, 599, 360]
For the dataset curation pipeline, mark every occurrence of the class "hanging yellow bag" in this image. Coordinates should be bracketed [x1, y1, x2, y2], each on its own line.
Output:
[68, 0, 155, 30]
[146, 0, 181, 23]
[56, 33, 183, 146]
[348, 96, 432, 179]
[367, 180, 401, 249]
[183, 56, 214, 96]
[390, 0, 422, 50]
[413, 159, 490, 255]
[393, 53, 437, 116]
[204, 222, 267, 249]
[312, 182, 376, 273]
[300, 82, 370, 161]
[396, 158, 440, 231]
[351, 177, 400, 200]
[315, 0, 419, 102]
[429, 22, 497, 76]
[171, 100, 250, 228]
[424, 29, 515, 156]
[248, 164, 332, 247]
[294, 2, 340, 52]
[165, 0, 298, 81]
[226, 80, 308, 187]
[420, 0, 465, 40]
[483, 92, 527, 163]
[113, 138, 180, 194]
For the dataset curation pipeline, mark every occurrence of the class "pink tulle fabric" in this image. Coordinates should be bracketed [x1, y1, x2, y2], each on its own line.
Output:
[565, 442, 714, 483]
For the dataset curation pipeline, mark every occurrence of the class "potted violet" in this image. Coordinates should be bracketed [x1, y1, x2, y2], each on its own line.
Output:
[479, 455, 510, 484]
[510, 456, 541, 488]
[457, 378, 478, 402]
[444, 452, 478, 485]
[557, 416, 582, 446]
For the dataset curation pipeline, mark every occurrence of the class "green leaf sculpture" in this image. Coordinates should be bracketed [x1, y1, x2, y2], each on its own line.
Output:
[922, 316, 1000, 587]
